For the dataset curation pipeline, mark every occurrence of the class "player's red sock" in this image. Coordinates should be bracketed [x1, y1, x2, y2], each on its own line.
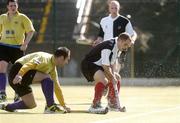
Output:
[107, 80, 120, 104]
[93, 82, 105, 106]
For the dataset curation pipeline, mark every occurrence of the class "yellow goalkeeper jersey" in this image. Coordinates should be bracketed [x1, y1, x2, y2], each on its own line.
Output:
[16, 52, 65, 106]
[0, 11, 35, 45]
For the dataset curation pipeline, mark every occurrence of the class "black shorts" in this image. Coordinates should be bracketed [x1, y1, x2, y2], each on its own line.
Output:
[8, 62, 37, 97]
[81, 59, 104, 82]
[0, 45, 24, 64]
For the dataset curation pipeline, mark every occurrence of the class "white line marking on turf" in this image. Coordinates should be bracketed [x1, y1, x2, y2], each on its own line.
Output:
[90, 105, 180, 123]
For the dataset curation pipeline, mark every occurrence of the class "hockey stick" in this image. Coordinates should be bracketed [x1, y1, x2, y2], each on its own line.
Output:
[112, 79, 121, 109]
[112, 79, 126, 112]
[56, 105, 108, 114]
[70, 109, 89, 113]
[70, 108, 108, 114]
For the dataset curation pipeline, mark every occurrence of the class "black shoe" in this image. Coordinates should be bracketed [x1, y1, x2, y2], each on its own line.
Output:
[0, 103, 15, 112]
[44, 103, 66, 114]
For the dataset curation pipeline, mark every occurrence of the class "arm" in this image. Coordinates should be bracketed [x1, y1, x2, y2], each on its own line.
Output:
[20, 31, 34, 51]
[93, 23, 104, 46]
[54, 81, 65, 106]
[50, 68, 65, 106]
[20, 15, 35, 51]
[101, 49, 116, 82]
[98, 25, 104, 39]
[102, 65, 115, 82]
[125, 21, 137, 44]
[50, 68, 71, 112]
[93, 36, 103, 47]
[54, 81, 71, 112]
[13, 62, 37, 84]
[13, 56, 42, 84]
[131, 30, 137, 44]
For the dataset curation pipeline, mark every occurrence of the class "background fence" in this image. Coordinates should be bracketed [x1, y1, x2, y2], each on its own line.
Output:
[0, 0, 179, 78]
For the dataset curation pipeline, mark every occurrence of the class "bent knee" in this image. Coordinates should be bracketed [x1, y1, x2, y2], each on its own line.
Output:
[95, 78, 108, 85]
[33, 72, 51, 82]
[0, 61, 8, 72]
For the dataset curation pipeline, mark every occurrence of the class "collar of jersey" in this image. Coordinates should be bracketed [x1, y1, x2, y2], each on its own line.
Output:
[6, 11, 20, 16]
[109, 14, 120, 21]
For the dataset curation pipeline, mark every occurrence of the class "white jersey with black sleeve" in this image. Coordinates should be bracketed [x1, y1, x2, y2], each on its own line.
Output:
[98, 15, 134, 42]
[85, 38, 119, 66]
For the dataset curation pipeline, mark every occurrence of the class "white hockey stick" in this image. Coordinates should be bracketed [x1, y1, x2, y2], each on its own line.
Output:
[112, 79, 121, 109]
[71, 107, 108, 114]
[112, 79, 126, 112]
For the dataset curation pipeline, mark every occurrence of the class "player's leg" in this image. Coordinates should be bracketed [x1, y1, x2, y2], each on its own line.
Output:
[0, 93, 36, 112]
[81, 60, 108, 114]
[0, 61, 8, 102]
[107, 72, 126, 111]
[0, 62, 59, 113]
[0, 45, 10, 102]
[32, 72, 55, 107]
[10, 47, 24, 102]
[81, 59, 107, 106]
[107, 72, 121, 108]
[0, 80, 36, 112]
[87, 70, 109, 114]
[32, 72, 65, 113]
[92, 70, 107, 107]
[0, 63, 37, 112]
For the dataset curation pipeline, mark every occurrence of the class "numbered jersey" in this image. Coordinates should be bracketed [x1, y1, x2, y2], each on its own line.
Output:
[0, 11, 35, 45]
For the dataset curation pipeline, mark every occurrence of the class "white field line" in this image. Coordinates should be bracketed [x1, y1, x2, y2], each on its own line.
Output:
[90, 105, 180, 123]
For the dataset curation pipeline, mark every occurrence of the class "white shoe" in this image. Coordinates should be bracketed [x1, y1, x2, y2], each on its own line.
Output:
[107, 100, 126, 112]
[108, 105, 126, 112]
[88, 105, 108, 114]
